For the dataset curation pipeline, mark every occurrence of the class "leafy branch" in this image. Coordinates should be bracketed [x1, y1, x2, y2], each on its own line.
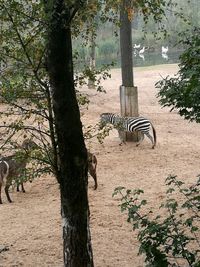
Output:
[113, 175, 200, 267]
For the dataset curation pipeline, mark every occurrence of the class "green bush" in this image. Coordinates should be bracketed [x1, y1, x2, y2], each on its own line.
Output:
[113, 175, 200, 267]
[156, 27, 200, 123]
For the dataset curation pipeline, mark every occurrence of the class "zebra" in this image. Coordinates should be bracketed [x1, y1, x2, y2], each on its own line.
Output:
[100, 113, 156, 149]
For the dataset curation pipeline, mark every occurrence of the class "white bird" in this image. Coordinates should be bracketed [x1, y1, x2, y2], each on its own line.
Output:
[162, 46, 168, 54]
[162, 53, 168, 60]
[139, 53, 145, 61]
[139, 46, 145, 54]
[133, 50, 137, 56]
[133, 43, 141, 49]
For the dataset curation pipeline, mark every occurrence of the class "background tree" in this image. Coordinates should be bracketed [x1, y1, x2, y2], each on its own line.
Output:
[156, 27, 200, 123]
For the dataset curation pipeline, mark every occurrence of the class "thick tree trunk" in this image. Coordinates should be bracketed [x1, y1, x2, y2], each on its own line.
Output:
[120, 1, 139, 142]
[44, 1, 94, 266]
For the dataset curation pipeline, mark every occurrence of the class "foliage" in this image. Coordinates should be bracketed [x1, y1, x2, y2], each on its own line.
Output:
[0, 0, 196, 186]
[156, 27, 200, 123]
[74, 62, 114, 93]
[0, 0, 111, 185]
[113, 175, 200, 267]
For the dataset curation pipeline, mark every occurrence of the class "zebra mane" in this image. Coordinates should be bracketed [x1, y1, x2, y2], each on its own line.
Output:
[100, 112, 119, 117]
[101, 112, 114, 116]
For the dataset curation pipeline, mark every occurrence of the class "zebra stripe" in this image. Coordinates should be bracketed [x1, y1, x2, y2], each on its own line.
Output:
[125, 117, 150, 132]
[100, 113, 156, 148]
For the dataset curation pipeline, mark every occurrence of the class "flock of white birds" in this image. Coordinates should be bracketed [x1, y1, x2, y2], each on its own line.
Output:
[133, 43, 169, 61]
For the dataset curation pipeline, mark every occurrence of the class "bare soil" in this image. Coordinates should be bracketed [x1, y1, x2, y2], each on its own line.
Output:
[1, 64, 200, 267]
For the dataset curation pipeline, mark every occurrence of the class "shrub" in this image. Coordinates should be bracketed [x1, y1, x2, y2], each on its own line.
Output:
[156, 27, 200, 123]
[113, 175, 200, 267]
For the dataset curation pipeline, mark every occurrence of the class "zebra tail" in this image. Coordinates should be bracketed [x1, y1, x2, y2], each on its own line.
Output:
[151, 123, 157, 148]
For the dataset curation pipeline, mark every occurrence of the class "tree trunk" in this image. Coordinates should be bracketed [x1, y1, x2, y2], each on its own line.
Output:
[88, 33, 96, 89]
[44, 1, 94, 266]
[120, 6, 133, 87]
[120, 1, 139, 142]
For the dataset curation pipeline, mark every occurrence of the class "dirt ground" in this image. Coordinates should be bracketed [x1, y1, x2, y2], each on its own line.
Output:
[1, 64, 200, 267]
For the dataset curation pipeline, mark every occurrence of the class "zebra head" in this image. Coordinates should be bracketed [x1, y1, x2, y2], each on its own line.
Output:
[100, 113, 114, 125]
[100, 113, 121, 128]
[100, 113, 110, 129]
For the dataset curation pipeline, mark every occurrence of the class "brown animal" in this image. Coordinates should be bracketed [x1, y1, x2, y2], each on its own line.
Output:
[0, 139, 36, 204]
[87, 152, 97, 190]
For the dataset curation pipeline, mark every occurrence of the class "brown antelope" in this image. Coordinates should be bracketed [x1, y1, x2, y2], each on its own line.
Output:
[87, 152, 97, 190]
[0, 142, 97, 204]
[0, 139, 36, 204]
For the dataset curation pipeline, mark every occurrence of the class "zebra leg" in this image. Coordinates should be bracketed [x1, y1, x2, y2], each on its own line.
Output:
[136, 133, 144, 147]
[118, 130, 126, 145]
[144, 132, 155, 149]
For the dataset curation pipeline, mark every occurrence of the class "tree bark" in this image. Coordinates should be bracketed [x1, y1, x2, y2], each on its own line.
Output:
[44, 1, 94, 266]
[120, 3, 133, 87]
[120, 1, 139, 142]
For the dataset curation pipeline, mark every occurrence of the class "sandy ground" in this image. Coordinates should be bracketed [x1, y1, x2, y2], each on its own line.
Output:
[1, 64, 200, 267]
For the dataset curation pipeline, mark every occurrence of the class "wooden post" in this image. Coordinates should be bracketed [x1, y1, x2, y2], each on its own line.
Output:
[119, 85, 139, 141]
[120, 86, 139, 116]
